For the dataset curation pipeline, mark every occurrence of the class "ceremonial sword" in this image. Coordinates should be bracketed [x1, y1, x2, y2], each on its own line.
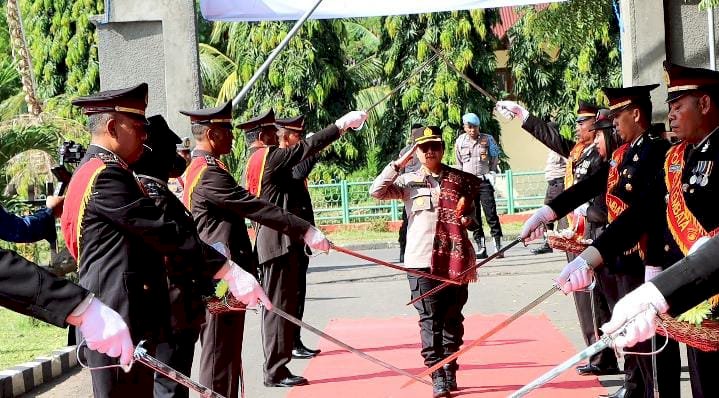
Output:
[132, 341, 226, 398]
[265, 305, 433, 386]
[400, 285, 561, 389]
[330, 242, 462, 285]
[406, 238, 522, 306]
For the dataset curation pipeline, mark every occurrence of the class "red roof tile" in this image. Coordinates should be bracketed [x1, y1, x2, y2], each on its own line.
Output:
[492, 4, 550, 39]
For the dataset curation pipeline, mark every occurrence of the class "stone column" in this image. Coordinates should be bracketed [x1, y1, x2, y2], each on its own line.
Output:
[93, 0, 202, 135]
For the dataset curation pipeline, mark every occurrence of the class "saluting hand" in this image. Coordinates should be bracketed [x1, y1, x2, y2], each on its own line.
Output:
[395, 144, 418, 170]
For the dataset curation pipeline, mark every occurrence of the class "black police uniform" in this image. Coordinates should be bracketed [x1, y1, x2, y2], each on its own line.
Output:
[0, 248, 88, 327]
[242, 111, 341, 384]
[180, 102, 312, 397]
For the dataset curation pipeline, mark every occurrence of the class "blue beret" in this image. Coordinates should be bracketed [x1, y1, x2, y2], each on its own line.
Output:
[462, 113, 480, 126]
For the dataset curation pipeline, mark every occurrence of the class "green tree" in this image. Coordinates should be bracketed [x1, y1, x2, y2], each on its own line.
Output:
[508, 1, 621, 134]
[376, 11, 502, 166]
[19, 0, 103, 118]
[200, 20, 356, 179]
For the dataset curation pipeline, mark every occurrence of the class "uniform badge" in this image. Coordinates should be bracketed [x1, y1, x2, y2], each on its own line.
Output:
[632, 154, 639, 162]
[669, 164, 682, 173]
[625, 183, 633, 192]
[423, 128, 433, 137]
[690, 175, 698, 185]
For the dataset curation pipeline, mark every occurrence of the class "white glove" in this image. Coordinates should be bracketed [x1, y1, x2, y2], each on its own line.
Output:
[520, 205, 556, 242]
[487, 172, 496, 187]
[601, 282, 669, 349]
[335, 111, 368, 131]
[304, 226, 330, 252]
[689, 236, 711, 255]
[77, 299, 134, 365]
[496, 100, 529, 122]
[211, 241, 271, 309]
[556, 255, 593, 294]
[574, 203, 589, 217]
[644, 265, 662, 282]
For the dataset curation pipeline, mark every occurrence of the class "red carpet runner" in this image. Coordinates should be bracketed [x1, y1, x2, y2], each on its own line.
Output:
[286, 314, 607, 397]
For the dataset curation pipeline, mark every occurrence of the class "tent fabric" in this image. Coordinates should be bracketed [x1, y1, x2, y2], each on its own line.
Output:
[200, 0, 561, 22]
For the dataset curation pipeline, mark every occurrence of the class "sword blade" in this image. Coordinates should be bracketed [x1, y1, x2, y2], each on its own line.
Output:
[331, 243, 461, 285]
[133, 344, 226, 398]
[366, 53, 439, 112]
[425, 42, 497, 102]
[268, 306, 432, 386]
[406, 238, 522, 306]
[508, 336, 612, 398]
[400, 285, 560, 389]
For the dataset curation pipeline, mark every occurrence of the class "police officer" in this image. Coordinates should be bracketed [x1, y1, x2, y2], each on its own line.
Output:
[131, 115, 206, 398]
[243, 108, 366, 386]
[497, 101, 618, 378]
[179, 102, 332, 395]
[454, 112, 503, 258]
[520, 84, 679, 398]
[0, 249, 134, 365]
[557, 62, 719, 398]
[371, 126, 481, 398]
[61, 85, 267, 397]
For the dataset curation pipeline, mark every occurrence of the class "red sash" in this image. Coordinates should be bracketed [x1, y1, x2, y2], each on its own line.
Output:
[245, 147, 269, 196]
[664, 142, 719, 255]
[60, 158, 106, 262]
[182, 157, 209, 210]
[606, 143, 630, 223]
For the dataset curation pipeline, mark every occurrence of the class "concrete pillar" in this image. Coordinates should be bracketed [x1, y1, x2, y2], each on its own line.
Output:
[619, 0, 668, 122]
[92, 0, 202, 135]
[664, 0, 719, 68]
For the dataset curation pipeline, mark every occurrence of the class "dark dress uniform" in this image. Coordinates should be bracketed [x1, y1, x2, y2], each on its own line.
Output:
[180, 102, 313, 397]
[0, 248, 88, 327]
[592, 63, 719, 398]
[60, 85, 228, 398]
[521, 105, 618, 374]
[242, 112, 341, 384]
[550, 85, 679, 398]
[134, 115, 207, 398]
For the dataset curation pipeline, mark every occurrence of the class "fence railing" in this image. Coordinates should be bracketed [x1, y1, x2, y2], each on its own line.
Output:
[308, 170, 546, 225]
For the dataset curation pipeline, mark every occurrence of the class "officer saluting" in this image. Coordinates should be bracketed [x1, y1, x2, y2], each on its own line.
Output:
[242, 108, 366, 386]
[61, 85, 266, 397]
[179, 101, 331, 397]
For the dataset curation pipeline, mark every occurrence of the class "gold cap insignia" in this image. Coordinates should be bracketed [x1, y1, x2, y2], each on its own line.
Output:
[423, 128, 433, 137]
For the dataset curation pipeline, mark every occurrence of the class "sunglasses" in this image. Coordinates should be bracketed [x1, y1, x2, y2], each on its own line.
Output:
[417, 141, 443, 152]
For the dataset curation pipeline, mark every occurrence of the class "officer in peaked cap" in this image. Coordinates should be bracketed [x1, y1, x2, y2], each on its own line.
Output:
[177, 136, 193, 165]
[245, 107, 366, 387]
[60, 84, 247, 398]
[180, 101, 332, 395]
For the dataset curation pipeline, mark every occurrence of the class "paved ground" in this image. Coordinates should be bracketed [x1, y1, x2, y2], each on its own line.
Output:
[24, 243, 693, 397]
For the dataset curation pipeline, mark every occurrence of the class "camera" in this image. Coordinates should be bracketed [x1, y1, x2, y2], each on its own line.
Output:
[58, 141, 86, 166]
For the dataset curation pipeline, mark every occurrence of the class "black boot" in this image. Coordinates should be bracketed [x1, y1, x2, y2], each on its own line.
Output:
[431, 369, 450, 398]
[442, 363, 458, 391]
[530, 241, 553, 255]
[476, 238, 488, 259]
[494, 237, 504, 258]
[292, 339, 320, 359]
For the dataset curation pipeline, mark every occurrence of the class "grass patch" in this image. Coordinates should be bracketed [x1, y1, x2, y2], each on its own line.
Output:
[0, 308, 67, 369]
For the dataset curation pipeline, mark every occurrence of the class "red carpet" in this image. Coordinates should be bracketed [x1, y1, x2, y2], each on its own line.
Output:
[286, 314, 608, 398]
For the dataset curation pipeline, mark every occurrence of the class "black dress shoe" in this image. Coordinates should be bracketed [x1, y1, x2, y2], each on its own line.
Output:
[576, 364, 622, 376]
[530, 243, 553, 255]
[600, 387, 627, 398]
[292, 346, 319, 359]
[264, 374, 309, 387]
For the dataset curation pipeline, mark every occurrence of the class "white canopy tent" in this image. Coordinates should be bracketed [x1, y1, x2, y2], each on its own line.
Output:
[200, 0, 562, 22]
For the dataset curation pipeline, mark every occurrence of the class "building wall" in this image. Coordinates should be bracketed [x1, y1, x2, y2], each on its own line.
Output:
[498, 112, 552, 172]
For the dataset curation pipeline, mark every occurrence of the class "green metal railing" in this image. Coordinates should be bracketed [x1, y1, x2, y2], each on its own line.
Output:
[308, 170, 546, 225]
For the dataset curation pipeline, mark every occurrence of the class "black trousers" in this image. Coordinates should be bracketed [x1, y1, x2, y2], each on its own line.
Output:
[399, 209, 408, 257]
[572, 266, 618, 370]
[153, 327, 201, 398]
[544, 178, 567, 232]
[471, 179, 502, 241]
[687, 347, 719, 398]
[261, 249, 301, 382]
[199, 310, 245, 398]
[293, 249, 310, 345]
[78, 331, 155, 398]
[407, 272, 469, 367]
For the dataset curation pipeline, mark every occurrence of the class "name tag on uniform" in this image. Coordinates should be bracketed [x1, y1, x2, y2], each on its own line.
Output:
[669, 164, 682, 173]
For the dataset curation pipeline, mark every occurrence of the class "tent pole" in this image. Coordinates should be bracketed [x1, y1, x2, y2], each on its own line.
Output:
[231, 0, 325, 109]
